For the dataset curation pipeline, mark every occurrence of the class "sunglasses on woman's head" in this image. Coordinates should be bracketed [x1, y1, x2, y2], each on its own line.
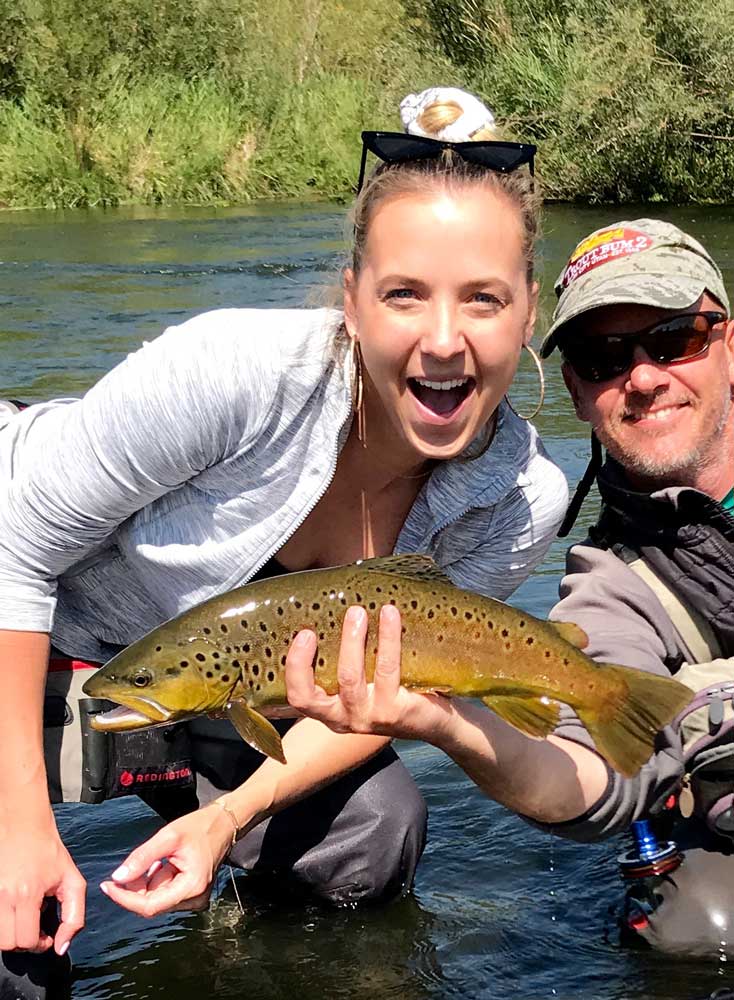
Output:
[357, 131, 536, 192]
[559, 310, 728, 384]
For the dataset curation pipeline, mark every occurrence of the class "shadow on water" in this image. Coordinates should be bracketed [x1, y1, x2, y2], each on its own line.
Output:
[5, 200, 734, 998]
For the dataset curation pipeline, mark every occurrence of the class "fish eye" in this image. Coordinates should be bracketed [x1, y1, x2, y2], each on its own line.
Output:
[132, 669, 153, 688]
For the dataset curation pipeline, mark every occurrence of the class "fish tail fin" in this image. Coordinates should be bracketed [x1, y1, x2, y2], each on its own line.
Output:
[577, 665, 691, 778]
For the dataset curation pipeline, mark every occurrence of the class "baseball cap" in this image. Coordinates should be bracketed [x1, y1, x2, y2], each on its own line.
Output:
[539, 219, 730, 358]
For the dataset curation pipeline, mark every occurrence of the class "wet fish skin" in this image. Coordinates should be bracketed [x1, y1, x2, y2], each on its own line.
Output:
[82, 555, 692, 776]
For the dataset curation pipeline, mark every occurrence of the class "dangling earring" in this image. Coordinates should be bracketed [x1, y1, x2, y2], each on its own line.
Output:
[504, 344, 545, 421]
[349, 335, 365, 443]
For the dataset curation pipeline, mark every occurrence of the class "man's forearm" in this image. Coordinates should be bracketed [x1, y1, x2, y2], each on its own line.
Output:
[433, 698, 609, 824]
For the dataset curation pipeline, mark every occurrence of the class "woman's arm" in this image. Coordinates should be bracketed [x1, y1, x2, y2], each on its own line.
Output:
[0, 631, 86, 955]
[99, 718, 389, 917]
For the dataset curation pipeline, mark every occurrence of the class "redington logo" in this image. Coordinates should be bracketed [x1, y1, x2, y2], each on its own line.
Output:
[117, 766, 193, 787]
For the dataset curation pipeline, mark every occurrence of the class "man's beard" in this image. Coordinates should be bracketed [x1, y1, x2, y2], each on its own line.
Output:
[594, 392, 732, 490]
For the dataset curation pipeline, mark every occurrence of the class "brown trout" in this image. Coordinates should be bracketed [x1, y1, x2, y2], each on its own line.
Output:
[82, 555, 691, 777]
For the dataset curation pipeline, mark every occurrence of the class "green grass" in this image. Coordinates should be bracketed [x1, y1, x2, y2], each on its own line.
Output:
[1, 0, 733, 208]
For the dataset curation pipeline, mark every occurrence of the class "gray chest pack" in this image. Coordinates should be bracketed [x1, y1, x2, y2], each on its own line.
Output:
[618, 545, 734, 838]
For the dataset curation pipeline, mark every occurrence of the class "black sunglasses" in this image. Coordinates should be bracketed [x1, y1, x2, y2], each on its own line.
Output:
[559, 311, 727, 384]
[357, 131, 536, 192]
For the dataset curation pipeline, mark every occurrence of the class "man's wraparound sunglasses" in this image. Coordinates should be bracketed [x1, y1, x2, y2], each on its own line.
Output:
[559, 311, 727, 384]
[357, 131, 537, 192]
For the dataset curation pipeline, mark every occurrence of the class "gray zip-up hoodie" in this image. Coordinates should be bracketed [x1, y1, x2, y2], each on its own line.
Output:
[0, 308, 568, 662]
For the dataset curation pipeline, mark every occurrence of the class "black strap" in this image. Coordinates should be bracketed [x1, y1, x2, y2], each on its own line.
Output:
[557, 431, 603, 538]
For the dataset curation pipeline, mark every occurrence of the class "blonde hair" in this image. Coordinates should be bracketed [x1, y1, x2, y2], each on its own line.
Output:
[351, 97, 540, 282]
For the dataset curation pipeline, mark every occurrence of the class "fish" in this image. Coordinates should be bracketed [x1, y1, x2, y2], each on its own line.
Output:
[81, 554, 692, 777]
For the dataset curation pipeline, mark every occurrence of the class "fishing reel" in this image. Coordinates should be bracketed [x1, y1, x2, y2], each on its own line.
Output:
[618, 819, 683, 932]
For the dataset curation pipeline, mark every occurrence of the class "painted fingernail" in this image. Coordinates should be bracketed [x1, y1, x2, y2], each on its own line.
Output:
[111, 865, 129, 882]
[58, 941, 70, 956]
[146, 861, 162, 878]
[99, 882, 110, 896]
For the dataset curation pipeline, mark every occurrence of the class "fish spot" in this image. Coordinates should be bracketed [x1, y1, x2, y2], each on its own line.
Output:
[256, 683, 261, 691]
[166, 667, 180, 676]
[389, 598, 396, 605]
[428, 609, 435, 620]
[195, 653, 206, 662]
[243, 643, 250, 653]
[411, 650, 417, 657]
[526, 637, 534, 646]
[220, 624, 228, 634]
[410, 600, 418, 610]
[280, 655, 287, 665]
[487, 621, 494, 630]
[437, 634, 444, 642]
[222, 675, 230, 683]
[294, 601, 302, 609]
[329, 621, 336, 629]
[277, 607, 284, 616]
[318, 657, 325, 667]
[519, 620, 526, 628]
[545, 651, 551, 659]
[312, 602, 320, 610]
[232, 659, 241, 669]
[505, 642, 511, 650]
[206, 671, 213, 678]
[260, 622, 267, 632]
[373, 647, 378, 655]
[253, 665, 259, 676]
[319, 632, 325, 641]
[355, 593, 362, 602]
[451, 607, 458, 616]
[401, 625, 407, 635]
[376, 586, 382, 593]
[328, 610, 334, 618]
[563, 658, 569, 666]
[203, 627, 211, 635]
[212, 651, 220, 659]
[180, 660, 189, 668]
[267, 672, 275, 682]
[501, 629, 509, 638]
[214, 663, 221, 671]
[155, 645, 162, 652]
[240, 619, 248, 629]
[233, 645, 241, 653]
[368, 602, 376, 610]
[464, 611, 472, 620]
[225, 646, 232, 653]
[265, 647, 272, 658]
[474, 631, 481, 640]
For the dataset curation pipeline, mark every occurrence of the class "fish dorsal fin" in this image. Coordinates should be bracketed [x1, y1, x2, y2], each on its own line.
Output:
[227, 700, 286, 764]
[549, 620, 588, 649]
[355, 554, 452, 584]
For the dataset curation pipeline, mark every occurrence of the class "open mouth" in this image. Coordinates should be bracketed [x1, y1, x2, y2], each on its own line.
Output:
[87, 695, 174, 732]
[407, 376, 475, 417]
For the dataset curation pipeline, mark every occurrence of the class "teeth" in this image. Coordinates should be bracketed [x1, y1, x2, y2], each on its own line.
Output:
[414, 377, 469, 390]
[628, 405, 681, 421]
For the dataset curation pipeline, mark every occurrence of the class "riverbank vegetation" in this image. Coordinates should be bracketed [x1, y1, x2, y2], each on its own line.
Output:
[1, 0, 733, 208]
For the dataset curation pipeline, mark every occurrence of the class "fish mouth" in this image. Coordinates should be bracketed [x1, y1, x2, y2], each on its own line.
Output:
[86, 693, 175, 732]
[407, 376, 475, 417]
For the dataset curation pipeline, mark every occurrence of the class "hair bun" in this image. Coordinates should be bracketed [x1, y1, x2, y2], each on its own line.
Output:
[399, 87, 496, 142]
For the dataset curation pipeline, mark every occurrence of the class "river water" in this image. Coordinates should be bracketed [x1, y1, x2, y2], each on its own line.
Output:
[2, 202, 734, 999]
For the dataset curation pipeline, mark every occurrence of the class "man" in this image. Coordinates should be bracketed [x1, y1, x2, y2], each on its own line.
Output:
[538, 218, 734, 955]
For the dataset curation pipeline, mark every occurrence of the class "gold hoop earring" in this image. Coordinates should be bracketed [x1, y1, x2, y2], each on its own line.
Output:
[504, 344, 545, 421]
[349, 335, 365, 442]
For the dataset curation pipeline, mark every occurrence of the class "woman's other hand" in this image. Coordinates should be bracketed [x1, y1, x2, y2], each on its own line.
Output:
[285, 605, 453, 742]
[0, 806, 86, 955]
[99, 803, 236, 917]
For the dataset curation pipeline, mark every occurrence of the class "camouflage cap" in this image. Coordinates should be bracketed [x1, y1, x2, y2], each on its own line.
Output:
[539, 218, 730, 358]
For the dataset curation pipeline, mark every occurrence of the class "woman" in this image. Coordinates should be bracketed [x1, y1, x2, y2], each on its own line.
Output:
[0, 86, 565, 964]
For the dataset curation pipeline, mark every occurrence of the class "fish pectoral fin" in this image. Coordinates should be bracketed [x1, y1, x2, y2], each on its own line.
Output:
[227, 701, 286, 764]
[548, 620, 588, 649]
[481, 695, 560, 739]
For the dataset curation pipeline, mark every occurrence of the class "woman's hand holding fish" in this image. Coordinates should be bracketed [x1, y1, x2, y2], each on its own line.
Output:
[99, 804, 237, 917]
[286, 605, 454, 741]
